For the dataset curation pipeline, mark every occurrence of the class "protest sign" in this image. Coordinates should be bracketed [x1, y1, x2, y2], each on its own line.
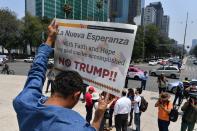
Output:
[54, 19, 137, 96]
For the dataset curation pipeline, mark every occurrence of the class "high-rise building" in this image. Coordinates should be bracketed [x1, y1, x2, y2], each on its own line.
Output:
[110, 0, 144, 24]
[129, 0, 145, 25]
[65, 0, 108, 21]
[25, 0, 109, 21]
[25, 0, 65, 19]
[149, 2, 164, 29]
[143, 6, 156, 26]
[161, 15, 170, 37]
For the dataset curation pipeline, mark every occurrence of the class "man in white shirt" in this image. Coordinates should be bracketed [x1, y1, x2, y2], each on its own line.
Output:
[114, 90, 131, 131]
[133, 88, 142, 131]
[140, 71, 148, 90]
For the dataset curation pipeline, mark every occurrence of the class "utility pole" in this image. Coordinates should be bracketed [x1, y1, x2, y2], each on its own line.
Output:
[182, 12, 188, 59]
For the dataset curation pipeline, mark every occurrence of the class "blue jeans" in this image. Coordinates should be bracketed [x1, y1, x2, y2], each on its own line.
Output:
[141, 80, 147, 90]
[134, 113, 141, 131]
[158, 119, 170, 131]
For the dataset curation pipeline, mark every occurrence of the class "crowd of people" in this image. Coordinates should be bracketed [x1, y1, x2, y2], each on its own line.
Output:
[12, 21, 197, 131]
[83, 81, 197, 131]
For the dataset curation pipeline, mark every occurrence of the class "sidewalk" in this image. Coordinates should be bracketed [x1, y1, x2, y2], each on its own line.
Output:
[0, 75, 194, 131]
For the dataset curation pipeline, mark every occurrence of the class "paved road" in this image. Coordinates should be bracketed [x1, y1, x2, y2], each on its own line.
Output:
[1, 57, 197, 93]
[0, 61, 31, 76]
[128, 57, 197, 92]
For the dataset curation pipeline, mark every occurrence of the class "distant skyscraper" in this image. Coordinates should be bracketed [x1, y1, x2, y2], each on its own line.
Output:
[149, 2, 164, 29]
[192, 39, 197, 49]
[25, 0, 109, 21]
[143, 6, 156, 26]
[161, 15, 170, 37]
[110, 0, 144, 24]
[25, 0, 65, 19]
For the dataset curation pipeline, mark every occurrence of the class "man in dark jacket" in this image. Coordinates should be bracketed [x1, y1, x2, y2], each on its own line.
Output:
[181, 96, 197, 131]
[173, 82, 184, 106]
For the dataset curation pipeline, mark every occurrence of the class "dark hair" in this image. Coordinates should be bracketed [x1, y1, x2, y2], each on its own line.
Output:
[136, 88, 142, 94]
[53, 71, 84, 98]
[122, 90, 127, 96]
[185, 77, 188, 81]
[127, 88, 134, 97]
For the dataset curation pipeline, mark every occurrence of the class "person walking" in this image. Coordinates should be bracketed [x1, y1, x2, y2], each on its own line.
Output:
[45, 68, 55, 94]
[13, 20, 108, 131]
[85, 86, 95, 124]
[140, 71, 148, 90]
[173, 82, 184, 106]
[133, 88, 142, 131]
[181, 96, 197, 131]
[127, 88, 135, 126]
[157, 74, 168, 94]
[155, 92, 173, 131]
[114, 90, 131, 131]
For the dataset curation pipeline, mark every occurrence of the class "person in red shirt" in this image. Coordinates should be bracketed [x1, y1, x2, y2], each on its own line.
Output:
[85, 86, 95, 123]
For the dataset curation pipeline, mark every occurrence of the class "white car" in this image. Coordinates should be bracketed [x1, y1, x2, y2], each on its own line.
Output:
[24, 57, 34, 63]
[0, 58, 3, 66]
[149, 66, 180, 79]
[167, 79, 197, 93]
[148, 60, 158, 66]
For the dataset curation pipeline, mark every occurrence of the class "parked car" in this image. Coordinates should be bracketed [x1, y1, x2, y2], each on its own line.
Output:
[159, 59, 169, 65]
[148, 60, 158, 66]
[149, 66, 180, 79]
[157, 59, 163, 64]
[193, 60, 197, 65]
[127, 66, 144, 80]
[24, 57, 34, 63]
[167, 79, 197, 93]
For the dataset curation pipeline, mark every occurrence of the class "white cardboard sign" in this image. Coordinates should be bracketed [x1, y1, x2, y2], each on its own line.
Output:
[54, 19, 137, 96]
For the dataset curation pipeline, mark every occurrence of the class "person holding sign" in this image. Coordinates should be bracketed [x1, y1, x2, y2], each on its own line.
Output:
[13, 20, 109, 131]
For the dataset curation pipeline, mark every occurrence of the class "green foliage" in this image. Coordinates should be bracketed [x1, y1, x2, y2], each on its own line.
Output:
[21, 14, 51, 53]
[0, 8, 20, 53]
[132, 26, 143, 59]
[190, 45, 197, 57]
[144, 24, 159, 57]
[22, 13, 43, 47]
[132, 24, 179, 60]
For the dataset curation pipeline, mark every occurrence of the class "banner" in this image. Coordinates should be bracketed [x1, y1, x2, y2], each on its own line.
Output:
[54, 19, 137, 96]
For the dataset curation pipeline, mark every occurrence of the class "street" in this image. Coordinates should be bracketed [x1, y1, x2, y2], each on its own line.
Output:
[1, 57, 197, 93]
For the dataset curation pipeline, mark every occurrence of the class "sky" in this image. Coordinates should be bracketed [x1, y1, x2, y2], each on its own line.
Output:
[0, 0, 197, 49]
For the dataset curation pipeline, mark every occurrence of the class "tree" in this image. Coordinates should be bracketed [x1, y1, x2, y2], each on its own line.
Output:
[0, 8, 20, 58]
[132, 26, 143, 60]
[191, 45, 197, 57]
[21, 13, 43, 54]
[144, 24, 159, 58]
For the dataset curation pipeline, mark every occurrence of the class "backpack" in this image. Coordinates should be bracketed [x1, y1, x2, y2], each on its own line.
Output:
[139, 96, 148, 112]
[169, 106, 179, 122]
